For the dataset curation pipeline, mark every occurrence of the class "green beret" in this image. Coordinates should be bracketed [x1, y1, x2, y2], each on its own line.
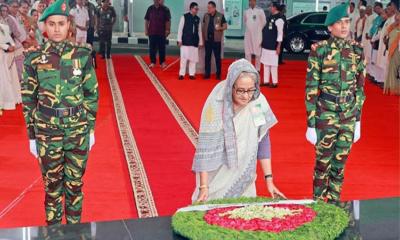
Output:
[39, 0, 70, 22]
[324, 1, 350, 26]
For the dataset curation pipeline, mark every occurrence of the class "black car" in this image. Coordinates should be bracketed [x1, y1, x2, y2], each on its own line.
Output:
[284, 12, 330, 53]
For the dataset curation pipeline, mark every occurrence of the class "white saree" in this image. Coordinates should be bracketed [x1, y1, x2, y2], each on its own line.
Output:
[191, 59, 278, 202]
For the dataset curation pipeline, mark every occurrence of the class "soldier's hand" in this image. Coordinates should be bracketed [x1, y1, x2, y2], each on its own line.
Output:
[306, 127, 317, 145]
[89, 133, 95, 150]
[353, 121, 361, 143]
[29, 139, 38, 159]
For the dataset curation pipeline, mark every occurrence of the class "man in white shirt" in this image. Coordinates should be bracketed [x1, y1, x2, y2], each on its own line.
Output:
[70, 0, 89, 43]
[376, 2, 397, 83]
[244, 0, 266, 72]
[177, 2, 203, 80]
[260, 2, 284, 88]
[361, 5, 374, 67]
[355, 6, 366, 42]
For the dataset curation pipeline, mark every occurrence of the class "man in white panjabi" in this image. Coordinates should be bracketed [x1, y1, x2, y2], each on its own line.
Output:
[244, 0, 266, 72]
[260, 2, 283, 88]
[177, 2, 203, 80]
[349, 1, 359, 40]
[192, 59, 286, 203]
[362, 5, 377, 73]
[355, 6, 367, 42]
[376, 3, 397, 83]
[0, 22, 20, 113]
[70, 0, 89, 43]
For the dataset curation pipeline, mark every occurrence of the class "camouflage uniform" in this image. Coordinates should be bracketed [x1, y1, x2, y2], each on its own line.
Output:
[305, 37, 366, 204]
[21, 40, 99, 225]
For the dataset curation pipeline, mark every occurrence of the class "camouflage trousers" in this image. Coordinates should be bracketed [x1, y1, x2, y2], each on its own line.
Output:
[35, 123, 89, 225]
[313, 110, 356, 204]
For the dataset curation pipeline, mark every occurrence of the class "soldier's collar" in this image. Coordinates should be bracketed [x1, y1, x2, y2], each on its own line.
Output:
[329, 37, 350, 50]
[42, 40, 70, 56]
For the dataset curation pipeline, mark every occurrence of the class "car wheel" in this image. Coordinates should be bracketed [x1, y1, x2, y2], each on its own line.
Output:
[287, 34, 306, 53]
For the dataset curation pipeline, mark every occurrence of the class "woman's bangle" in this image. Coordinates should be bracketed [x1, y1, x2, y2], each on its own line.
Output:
[199, 185, 208, 190]
[264, 174, 273, 180]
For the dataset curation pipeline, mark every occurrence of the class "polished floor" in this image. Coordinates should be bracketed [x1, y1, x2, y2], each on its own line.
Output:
[0, 198, 398, 240]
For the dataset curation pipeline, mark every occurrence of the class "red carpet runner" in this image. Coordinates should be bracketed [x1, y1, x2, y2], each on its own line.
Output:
[111, 56, 195, 216]
[140, 55, 399, 202]
[0, 57, 136, 228]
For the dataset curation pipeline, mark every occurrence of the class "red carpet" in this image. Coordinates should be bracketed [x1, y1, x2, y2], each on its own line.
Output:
[0, 57, 136, 228]
[111, 56, 195, 216]
[142, 55, 399, 201]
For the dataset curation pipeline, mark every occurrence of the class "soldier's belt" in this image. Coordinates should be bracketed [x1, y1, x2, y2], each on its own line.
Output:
[319, 92, 354, 104]
[38, 104, 82, 118]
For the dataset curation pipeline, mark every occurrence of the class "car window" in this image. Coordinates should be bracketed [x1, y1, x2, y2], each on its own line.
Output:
[302, 14, 327, 25]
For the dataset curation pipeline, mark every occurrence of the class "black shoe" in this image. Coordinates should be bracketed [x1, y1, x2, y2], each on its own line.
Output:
[203, 75, 210, 79]
[269, 83, 278, 88]
[189, 75, 196, 80]
[178, 75, 184, 80]
[279, 61, 285, 65]
[216, 75, 221, 80]
[261, 82, 270, 87]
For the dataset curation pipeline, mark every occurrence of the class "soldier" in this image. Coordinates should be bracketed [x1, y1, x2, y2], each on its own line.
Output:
[20, 0, 99, 225]
[96, 0, 116, 59]
[305, 1, 366, 206]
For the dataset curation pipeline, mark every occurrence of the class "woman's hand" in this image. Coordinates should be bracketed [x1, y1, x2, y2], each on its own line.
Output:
[196, 187, 209, 203]
[266, 179, 286, 199]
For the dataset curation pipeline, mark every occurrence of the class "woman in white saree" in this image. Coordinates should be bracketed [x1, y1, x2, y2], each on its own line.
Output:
[192, 59, 285, 203]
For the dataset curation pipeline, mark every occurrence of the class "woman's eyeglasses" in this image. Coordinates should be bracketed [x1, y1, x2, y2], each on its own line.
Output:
[233, 86, 257, 97]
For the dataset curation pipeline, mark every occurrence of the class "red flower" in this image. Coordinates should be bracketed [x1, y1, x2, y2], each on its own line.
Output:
[203, 204, 317, 233]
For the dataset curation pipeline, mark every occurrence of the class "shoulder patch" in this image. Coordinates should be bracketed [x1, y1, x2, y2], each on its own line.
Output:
[23, 45, 41, 57]
[70, 41, 92, 52]
[311, 40, 328, 51]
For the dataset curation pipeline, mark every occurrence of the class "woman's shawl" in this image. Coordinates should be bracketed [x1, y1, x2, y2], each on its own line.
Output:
[192, 59, 277, 172]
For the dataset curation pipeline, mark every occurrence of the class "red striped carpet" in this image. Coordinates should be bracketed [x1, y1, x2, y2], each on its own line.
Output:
[141, 55, 399, 202]
[0, 57, 136, 228]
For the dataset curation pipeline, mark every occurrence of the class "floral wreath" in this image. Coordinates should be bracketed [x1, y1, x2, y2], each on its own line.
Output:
[172, 197, 349, 240]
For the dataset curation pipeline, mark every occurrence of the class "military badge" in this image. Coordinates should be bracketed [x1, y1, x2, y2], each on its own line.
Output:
[72, 59, 82, 76]
[39, 54, 48, 64]
[61, 2, 66, 12]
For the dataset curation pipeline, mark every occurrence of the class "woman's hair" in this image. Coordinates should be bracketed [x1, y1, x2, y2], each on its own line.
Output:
[30, 8, 37, 15]
[236, 71, 257, 84]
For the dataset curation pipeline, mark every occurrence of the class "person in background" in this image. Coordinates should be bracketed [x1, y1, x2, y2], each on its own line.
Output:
[244, 0, 266, 72]
[6, 0, 27, 85]
[96, 0, 116, 59]
[0, 10, 19, 115]
[384, 8, 399, 95]
[260, 1, 283, 88]
[0, 3, 20, 92]
[202, 1, 227, 80]
[354, 5, 366, 42]
[85, 0, 96, 46]
[85, 0, 97, 67]
[376, 3, 397, 84]
[177, 2, 203, 80]
[70, 0, 89, 43]
[30, 9, 43, 44]
[366, 2, 383, 79]
[144, 0, 171, 68]
[278, 3, 287, 65]
[19, 0, 37, 47]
